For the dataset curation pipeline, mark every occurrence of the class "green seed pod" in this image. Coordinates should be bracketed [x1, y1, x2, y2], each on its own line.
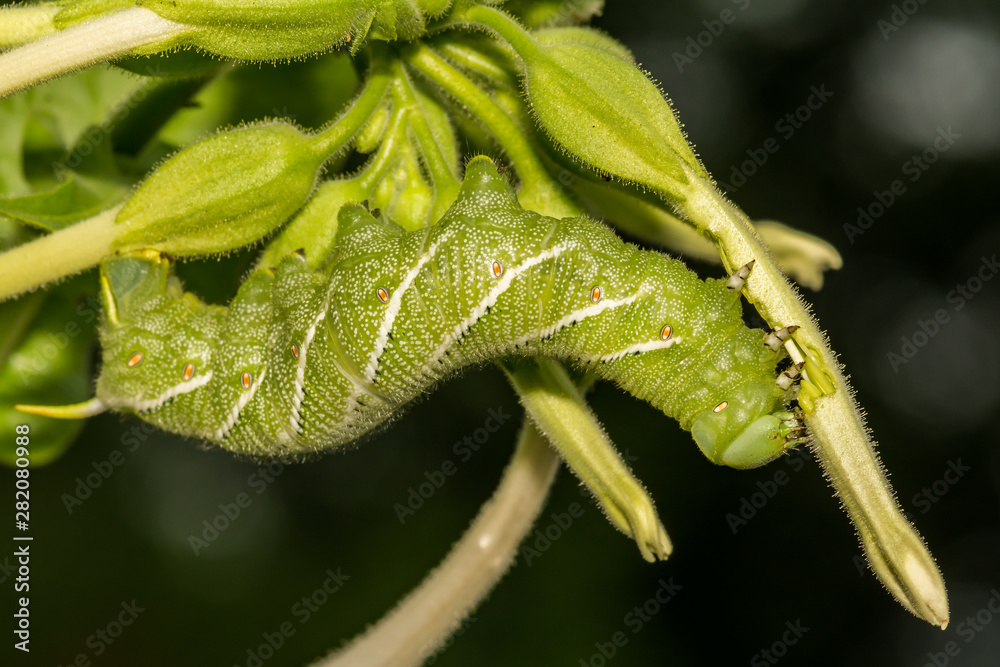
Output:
[504, 0, 604, 28]
[113, 121, 327, 257]
[54, 0, 454, 60]
[466, 8, 707, 201]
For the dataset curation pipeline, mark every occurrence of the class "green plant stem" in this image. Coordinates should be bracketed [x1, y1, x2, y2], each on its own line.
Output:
[403, 43, 577, 218]
[0, 8, 188, 100]
[679, 170, 948, 628]
[503, 359, 672, 562]
[317, 422, 559, 667]
[451, 4, 542, 64]
[388, 61, 460, 222]
[0, 207, 119, 302]
[311, 64, 393, 159]
[356, 110, 410, 191]
[0, 4, 59, 48]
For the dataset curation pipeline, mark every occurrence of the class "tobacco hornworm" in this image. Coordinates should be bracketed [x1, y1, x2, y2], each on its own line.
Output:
[35, 158, 805, 468]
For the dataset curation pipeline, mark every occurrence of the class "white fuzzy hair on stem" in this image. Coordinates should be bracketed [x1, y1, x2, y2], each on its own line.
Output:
[0, 7, 189, 100]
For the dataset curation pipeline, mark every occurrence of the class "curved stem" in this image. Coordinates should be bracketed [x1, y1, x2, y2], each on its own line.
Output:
[316, 422, 559, 667]
[0, 8, 189, 100]
[448, 4, 542, 64]
[356, 110, 410, 191]
[0, 207, 120, 302]
[311, 63, 393, 159]
[0, 4, 59, 48]
[504, 359, 672, 562]
[403, 43, 578, 218]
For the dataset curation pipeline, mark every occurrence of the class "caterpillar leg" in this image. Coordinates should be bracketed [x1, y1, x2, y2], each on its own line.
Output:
[692, 409, 807, 469]
[765, 325, 800, 352]
[725, 260, 755, 292]
[776, 361, 805, 391]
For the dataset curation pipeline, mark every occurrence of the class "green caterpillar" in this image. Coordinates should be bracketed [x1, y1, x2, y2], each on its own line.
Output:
[25, 158, 805, 468]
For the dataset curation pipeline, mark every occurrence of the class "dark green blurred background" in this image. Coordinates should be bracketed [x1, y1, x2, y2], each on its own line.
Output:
[6, 0, 1000, 665]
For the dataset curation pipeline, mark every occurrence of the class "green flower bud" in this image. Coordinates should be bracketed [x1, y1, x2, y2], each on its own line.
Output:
[465, 8, 707, 202]
[55, 0, 453, 60]
[504, 0, 604, 28]
[113, 121, 326, 256]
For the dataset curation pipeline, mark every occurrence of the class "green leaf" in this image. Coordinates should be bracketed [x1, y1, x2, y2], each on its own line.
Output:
[0, 175, 128, 232]
[0, 282, 98, 466]
[21, 65, 142, 155]
[0, 96, 31, 197]
[114, 48, 223, 79]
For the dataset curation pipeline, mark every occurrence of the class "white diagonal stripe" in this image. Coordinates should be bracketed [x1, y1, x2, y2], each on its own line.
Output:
[507, 295, 638, 348]
[596, 337, 682, 363]
[108, 371, 213, 414]
[363, 229, 452, 382]
[289, 310, 326, 434]
[423, 244, 568, 372]
[214, 368, 267, 442]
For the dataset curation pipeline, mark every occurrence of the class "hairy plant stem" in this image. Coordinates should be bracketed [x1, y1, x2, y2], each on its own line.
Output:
[316, 423, 559, 667]
[0, 207, 119, 302]
[0, 8, 189, 100]
[679, 171, 948, 628]
[504, 359, 672, 562]
[311, 62, 393, 158]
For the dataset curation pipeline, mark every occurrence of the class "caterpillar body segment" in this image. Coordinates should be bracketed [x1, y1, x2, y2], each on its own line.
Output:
[86, 158, 801, 467]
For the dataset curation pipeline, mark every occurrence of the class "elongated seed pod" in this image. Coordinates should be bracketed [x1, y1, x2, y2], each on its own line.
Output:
[90, 158, 801, 467]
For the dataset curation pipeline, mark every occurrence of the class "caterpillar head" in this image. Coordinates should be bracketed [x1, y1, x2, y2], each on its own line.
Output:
[691, 380, 805, 469]
[95, 252, 219, 418]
